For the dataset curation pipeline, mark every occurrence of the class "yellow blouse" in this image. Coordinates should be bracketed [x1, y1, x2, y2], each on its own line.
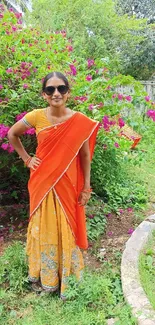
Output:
[22, 109, 52, 135]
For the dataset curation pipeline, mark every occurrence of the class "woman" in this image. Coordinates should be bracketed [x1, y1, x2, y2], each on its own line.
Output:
[8, 71, 99, 299]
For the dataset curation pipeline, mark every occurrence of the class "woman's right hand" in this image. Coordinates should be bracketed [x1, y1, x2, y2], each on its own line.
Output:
[27, 156, 42, 170]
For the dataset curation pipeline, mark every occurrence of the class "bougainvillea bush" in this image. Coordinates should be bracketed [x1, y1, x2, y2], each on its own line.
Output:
[0, 5, 153, 209]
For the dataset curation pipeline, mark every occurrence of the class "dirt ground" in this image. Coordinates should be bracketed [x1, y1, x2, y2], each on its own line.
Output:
[1, 204, 155, 265]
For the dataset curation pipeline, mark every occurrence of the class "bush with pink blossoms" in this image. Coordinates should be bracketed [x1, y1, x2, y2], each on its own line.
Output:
[146, 110, 155, 122]
[0, 6, 150, 210]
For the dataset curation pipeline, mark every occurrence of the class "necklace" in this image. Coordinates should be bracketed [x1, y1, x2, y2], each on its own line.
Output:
[46, 107, 75, 128]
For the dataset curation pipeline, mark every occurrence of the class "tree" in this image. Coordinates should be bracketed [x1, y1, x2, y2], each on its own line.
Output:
[117, 0, 155, 23]
[25, 0, 150, 78]
[116, 0, 155, 79]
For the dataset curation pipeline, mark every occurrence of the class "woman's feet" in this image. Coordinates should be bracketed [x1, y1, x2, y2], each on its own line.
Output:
[31, 281, 43, 293]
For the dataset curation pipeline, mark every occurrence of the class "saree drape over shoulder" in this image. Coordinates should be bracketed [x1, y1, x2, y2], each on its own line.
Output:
[24, 110, 99, 298]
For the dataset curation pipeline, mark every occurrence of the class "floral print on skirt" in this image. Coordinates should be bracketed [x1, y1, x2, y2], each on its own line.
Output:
[26, 189, 84, 298]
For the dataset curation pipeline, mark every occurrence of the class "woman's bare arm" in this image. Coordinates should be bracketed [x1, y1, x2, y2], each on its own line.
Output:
[78, 140, 91, 206]
[8, 121, 41, 170]
[79, 140, 91, 190]
[8, 121, 31, 162]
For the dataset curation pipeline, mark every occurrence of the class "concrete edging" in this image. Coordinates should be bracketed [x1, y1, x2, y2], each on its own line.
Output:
[121, 214, 155, 325]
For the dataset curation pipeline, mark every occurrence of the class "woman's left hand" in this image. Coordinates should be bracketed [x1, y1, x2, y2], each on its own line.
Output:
[78, 191, 91, 206]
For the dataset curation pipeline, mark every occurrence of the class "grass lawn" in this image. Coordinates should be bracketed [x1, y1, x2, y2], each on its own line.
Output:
[1, 127, 155, 325]
[139, 230, 155, 310]
[0, 241, 137, 325]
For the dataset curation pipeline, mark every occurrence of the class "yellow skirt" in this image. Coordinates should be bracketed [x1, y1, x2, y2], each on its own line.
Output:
[26, 189, 84, 298]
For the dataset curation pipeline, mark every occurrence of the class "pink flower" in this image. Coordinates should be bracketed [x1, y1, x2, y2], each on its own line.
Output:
[110, 120, 116, 126]
[0, 4, 5, 10]
[119, 209, 124, 214]
[145, 96, 150, 102]
[114, 142, 119, 148]
[103, 144, 107, 150]
[88, 214, 94, 219]
[81, 96, 88, 102]
[12, 26, 17, 32]
[74, 96, 88, 102]
[0, 13, 3, 19]
[96, 69, 99, 74]
[0, 84, 3, 90]
[88, 242, 93, 248]
[127, 207, 133, 213]
[33, 68, 37, 73]
[20, 62, 27, 69]
[60, 30, 66, 37]
[15, 112, 27, 122]
[98, 102, 104, 108]
[0, 236, 4, 243]
[67, 45, 73, 52]
[1, 143, 9, 150]
[69, 64, 77, 76]
[6, 68, 13, 73]
[23, 84, 29, 89]
[118, 94, 124, 100]
[0, 124, 9, 139]
[29, 43, 33, 47]
[9, 8, 14, 12]
[15, 12, 22, 19]
[25, 128, 35, 135]
[8, 144, 14, 153]
[128, 228, 134, 235]
[146, 110, 155, 121]
[125, 95, 132, 102]
[25, 70, 31, 77]
[11, 47, 15, 52]
[17, 20, 22, 25]
[88, 104, 94, 111]
[112, 94, 117, 99]
[102, 115, 110, 131]
[87, 59, 95, 68]
[86, 75, 92, 81]
[118, 118, 125, 128]
[106, 213, 112, 218]
[107, 231, 113, 237]
[21, 75, 27, 80]
[106, 85, 111, 90]
[46, 40, 49, 44]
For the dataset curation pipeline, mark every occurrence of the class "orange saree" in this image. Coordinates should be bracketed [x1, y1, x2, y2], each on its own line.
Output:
[26, 111, 99, 297]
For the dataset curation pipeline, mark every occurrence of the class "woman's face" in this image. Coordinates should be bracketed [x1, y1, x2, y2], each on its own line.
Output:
[43, 76, 70, 107]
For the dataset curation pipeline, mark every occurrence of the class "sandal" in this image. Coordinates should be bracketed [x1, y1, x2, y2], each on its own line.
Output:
[31, 282, 43, 293]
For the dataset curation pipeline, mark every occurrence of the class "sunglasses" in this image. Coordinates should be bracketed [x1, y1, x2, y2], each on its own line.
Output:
[44, 85, 69, 96]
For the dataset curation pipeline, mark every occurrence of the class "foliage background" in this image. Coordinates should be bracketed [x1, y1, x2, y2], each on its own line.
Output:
[0, 5, 153, 213]
[25, 0, 155, 80]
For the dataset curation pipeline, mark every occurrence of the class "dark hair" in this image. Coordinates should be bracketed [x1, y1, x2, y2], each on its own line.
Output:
[42, 72, 70, 92]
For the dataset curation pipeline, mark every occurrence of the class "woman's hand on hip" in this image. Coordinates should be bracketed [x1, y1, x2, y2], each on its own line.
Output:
[78, 191, 91, 206]
[27, 156, 42, 170]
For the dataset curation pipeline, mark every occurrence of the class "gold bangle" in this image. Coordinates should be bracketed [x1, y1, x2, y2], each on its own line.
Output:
[81, 188, 92, 193]
[24, 156, 32, 167]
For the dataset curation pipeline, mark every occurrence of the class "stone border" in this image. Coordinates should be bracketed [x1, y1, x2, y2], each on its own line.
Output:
[121, 214, 155, 325]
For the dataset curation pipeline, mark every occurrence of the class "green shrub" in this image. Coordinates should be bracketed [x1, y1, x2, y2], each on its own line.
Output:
[0, 241, 28, 293]
[0, 5, 152, 211]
